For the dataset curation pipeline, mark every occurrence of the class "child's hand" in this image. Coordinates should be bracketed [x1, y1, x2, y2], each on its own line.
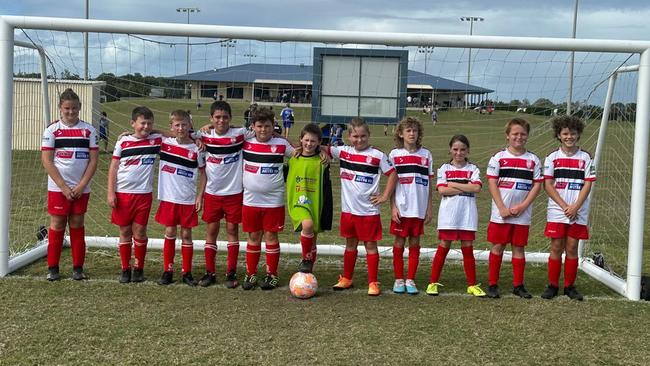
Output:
[391, 206, 401, 224]
[292, 147, 302, 157]
[319, 149, 330, 165]
[564, 204, 578, 220]
[424, 206, 433, 225]
[194, 138, 206, 152]
[107, 193, 117, 208]
[62, 186, 75, 201]
[498, 206, 512, 218]
[195, 196, 203, 213]
[199, 124, 212, 133]
[370, 193, 387, 206]
[70, 185, 85, 200]
[117, 131, 130, 140]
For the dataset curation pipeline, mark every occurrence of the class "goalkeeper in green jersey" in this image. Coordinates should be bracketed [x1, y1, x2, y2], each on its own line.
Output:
[286, 123, 333, 273]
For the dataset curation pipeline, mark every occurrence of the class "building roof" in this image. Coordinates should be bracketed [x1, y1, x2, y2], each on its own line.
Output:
[170, 63, 493, 93]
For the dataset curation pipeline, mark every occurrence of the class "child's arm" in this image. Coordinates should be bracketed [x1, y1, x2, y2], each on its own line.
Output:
[71, 149, 99, 198]
[390, 192, 401, 224]
[446, 181, 481, 193]
[41, 150, 74, 200]
[371, 170, 397, 205]
[564, 180, 593, 220]
[510, 181, 542, 216]
[424, 179, 433, 225]
[195, 168, 206, 213]
[488, 178, 512, 219]
[437, 185, 464, 196]
[106, 158, 119, 208]
[544, 178, 568, 210]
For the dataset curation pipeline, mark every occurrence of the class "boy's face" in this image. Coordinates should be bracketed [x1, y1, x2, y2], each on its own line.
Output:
[506, 124, 528, 151]
[170, 117, 191, 139]
[131, 116, 154, 138]
[348, 126, 370, 150]
[253, 119, 274, 142]
[210, 109, 231, 135]
[59, 100, 80, 123]
[300, 132, 320, 155]
[399, 127, 419, 147]
[558, 127, 579, 148]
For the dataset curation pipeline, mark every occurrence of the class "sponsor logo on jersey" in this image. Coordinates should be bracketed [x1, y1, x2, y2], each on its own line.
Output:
[498, 181, 515, 189]
[298, 195, 312, 204]
[415, 177, 428, 186]
[208, 156, 223, 164]
[176, 168, 194, 178]
[55, 150, 73, 159]
[399, 177, 414, 184]
[568, 182, 584, 190]
[458, 192, 475, 197]
[75, 151, 89, 159]
[355, 175, 374, 184]
[141, 157, 155, 165]
[295, 176, 317, 184]
[42, 136, 51, 142]
[244, 164, 259, 173]
[261, 167, 279, 175]
[555, 181, 568, 189]
[515, 182, 532, 191]
[340, 172, 355, 180]
[223, 155, 239, 164]
[161, 165, 176, 174]
[125, 158, 140, 166]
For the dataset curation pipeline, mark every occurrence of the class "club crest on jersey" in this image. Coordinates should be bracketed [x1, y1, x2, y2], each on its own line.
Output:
[421, 157, 427, 165]
[231, 137, 236, 144]
[526, 160, 533, 169]
[271, 145, 277, 153]
[579, 160, 585, 169]
[187, 151, 195, 159]
[366, 156, 373, 164]
[150, 139, 156, 145]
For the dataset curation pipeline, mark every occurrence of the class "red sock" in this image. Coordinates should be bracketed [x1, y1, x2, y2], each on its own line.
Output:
[181, 242, 193, 274]
[265, 242, 280, 275]
[367, 252, 379, 283]
[511, 257, 526, 287]
[226, 242, 239, 273]
[300, 234, 314, 260]
[204, 242, 217, 273]
[392, 246, 404, 279]
[310, 246, 318, 264]
[564, 257, 579, 288]
[461, 245, 476, 286]
[342, 249, 358, 280]
[488, 252, 503, 286]
[118, 241, 132, 270]
[245, 242, 261, 275]
[163, 236, 176, 272]
[548, 257, 562, 287]
[47, 228, 65, 268]
[69, 226, 86, 268]
[429, 245, 450, 283]
[133, 237, 148, 270]
[407, 245, 420, 280]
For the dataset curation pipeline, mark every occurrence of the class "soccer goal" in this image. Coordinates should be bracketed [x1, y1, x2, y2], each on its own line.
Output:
[1, 15, 649, 300]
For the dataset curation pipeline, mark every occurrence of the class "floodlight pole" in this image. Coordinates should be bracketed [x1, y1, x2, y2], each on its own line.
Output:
[0, 18, 13, 276]
[567, 0, 579, 115]
[460, 16, 483, 110]
[84, 0, 89, 80]
[177, 7, 200, 98]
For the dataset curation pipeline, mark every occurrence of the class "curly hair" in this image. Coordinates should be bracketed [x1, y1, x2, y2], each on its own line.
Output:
[393, 117, 423, 149]
[550, 115, 585, 141]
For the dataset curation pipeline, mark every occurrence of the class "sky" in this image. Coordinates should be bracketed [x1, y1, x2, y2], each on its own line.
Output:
[2, 0, 648, 104]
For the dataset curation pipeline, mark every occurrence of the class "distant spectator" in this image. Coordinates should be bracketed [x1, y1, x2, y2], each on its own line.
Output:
[213, 91, 218, 101]
[321, 123, 332, 145]
[218, 94, 224, 101]
[280, 103, 294, 138]
[431, 109, 438, 126]
[99, 111, 110, 152]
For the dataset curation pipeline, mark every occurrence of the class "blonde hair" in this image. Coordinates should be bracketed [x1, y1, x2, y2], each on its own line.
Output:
[347, 117, 369, 135]
[393, 117, 423, 149]
[169, 109, 191, 123]
[505, 117, 530, 134]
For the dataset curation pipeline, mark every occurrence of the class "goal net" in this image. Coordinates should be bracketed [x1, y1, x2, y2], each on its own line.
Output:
[3, 16, 649, 299]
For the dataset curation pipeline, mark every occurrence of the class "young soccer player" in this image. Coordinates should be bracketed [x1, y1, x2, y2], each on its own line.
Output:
[107, 106, 162, 283]
[197, 101, 253, 288]
[280, 103, 294, 138]
[541, 115, 595, 301]
[388, 117, 433, 295]
[99, 111, 110, 153]
[156, 110, 206, 286]
[485, 118, 543, 299]
[41, 88, 98, 281]
[241, 107, 294, 290]
[427, 135, 485, 297]
[330, 118, 397, 296]
[286, 123, 333, 274]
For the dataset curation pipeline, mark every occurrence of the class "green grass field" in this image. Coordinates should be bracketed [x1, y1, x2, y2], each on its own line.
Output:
[4, 99, 650, 365]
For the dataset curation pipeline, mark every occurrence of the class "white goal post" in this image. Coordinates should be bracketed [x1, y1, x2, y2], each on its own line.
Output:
[1, 16, 649, 300]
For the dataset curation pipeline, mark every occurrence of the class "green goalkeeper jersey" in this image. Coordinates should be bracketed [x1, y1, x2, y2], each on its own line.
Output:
[286, 153, 332, 232]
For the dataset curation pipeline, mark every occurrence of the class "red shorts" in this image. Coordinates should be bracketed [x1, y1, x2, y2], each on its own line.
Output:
[438, 229, 476, 241]
[340, 213, 382, 242]
[487, 222, 530, 246]
[47, 191, 90, 216]
[155, 200, 198, 228]
[202, 192, 243, 224]
[390, 217, 424, 238]
[544, 222, 589, 240]
[111, 192, 153, 227]
[242, 205, 285, 233]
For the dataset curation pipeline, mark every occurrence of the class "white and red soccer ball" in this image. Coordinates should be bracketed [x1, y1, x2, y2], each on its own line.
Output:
[289, 272, 318, 299]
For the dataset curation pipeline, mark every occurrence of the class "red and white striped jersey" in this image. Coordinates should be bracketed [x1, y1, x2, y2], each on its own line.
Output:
[242, 137, 294, 207]
[436, 162, 481, 231]
[41, 120, 98, 193]
[200, 127, 254, 196]
[157, 137, 205, 205]
[389, 147, 433, 219]
[330, 145, 395, 216]
[486, 149, 543, 225]
[112, 133, 163, 193]
[544, 148, 596, 225]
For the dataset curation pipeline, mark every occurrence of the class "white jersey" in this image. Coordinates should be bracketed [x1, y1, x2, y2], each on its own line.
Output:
[544, 148, 596, 225]
[389, 147, 433, 219]
[112, 134, 163, 194]
[200, 127, 254, 196]
[330, 145, 395, 216]
[157, 137, 206, 205]
[486, 149, 543, 225]
[41, 120, 98, 193]
[436, 162, 481, 231]
[242, 137, 294, 207]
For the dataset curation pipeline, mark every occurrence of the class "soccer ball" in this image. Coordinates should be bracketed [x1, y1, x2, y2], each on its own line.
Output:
[289, 272, 318, 299]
